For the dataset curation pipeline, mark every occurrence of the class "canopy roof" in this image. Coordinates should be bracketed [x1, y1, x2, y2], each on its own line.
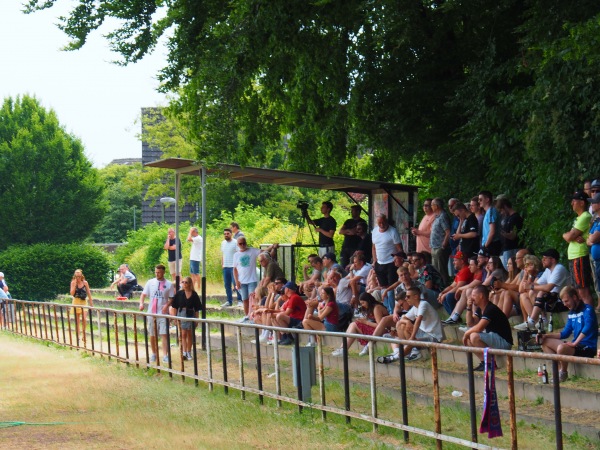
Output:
[145, 158, 419, 194]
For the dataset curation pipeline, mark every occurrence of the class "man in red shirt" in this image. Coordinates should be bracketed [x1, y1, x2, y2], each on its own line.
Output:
[272, 281, 307, 345]
[437, 251, 473, 323]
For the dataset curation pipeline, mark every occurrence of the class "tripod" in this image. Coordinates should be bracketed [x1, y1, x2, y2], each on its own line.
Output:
[294, 210, 318, 283]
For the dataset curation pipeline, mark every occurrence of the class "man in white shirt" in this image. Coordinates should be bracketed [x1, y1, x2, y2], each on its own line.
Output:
[515, 248, 569, 331]
[221, 228, 239, 307]
[139, 264, 175, 364]
[187, 226, 203, 290]
[372, 213, 403, 289]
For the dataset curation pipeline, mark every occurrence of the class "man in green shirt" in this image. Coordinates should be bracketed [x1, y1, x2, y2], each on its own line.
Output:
[562, 190, 593, 305]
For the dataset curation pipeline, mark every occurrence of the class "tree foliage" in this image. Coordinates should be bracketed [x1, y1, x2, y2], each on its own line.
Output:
[24, 1, 600, 253]
[91, 162, 144, 243]
[0, 95, 106, 249]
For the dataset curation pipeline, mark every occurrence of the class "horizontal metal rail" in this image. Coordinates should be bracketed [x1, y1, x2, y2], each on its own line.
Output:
[4, 299, 597, 450]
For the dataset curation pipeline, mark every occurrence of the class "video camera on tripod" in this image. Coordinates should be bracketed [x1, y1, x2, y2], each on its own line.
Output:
[296, 200, 310, 218]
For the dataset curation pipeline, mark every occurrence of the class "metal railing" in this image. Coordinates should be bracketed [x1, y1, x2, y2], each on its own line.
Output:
[1, 298, 598, 450]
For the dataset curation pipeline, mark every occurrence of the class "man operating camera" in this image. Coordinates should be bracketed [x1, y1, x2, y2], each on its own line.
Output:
[305, 201, 337, 258]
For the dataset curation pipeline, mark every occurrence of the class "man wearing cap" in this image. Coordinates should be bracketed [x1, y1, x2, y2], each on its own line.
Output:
[272, 282, 307, 345]
[437, 251, 473, 322]
[307, 201, 337, 257]
[587, 192, 600, 309]
[562, 190, 593, 305]
[338, 205, 367, 267]
[514, 248, 569, 331]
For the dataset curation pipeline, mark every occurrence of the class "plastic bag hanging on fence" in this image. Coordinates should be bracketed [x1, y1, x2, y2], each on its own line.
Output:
[479, 348, 503, 438]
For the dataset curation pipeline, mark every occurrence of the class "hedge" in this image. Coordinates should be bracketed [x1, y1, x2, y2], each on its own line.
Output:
[0, 243, 112, 301]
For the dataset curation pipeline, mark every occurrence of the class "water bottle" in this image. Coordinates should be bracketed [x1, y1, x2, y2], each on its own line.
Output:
[548, 314, 553, 332]
[542, 364, 549, 384]
[538, 316, 545, 333]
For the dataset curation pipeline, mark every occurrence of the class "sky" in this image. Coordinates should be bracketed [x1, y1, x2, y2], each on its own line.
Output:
[0, 1, 168, 168]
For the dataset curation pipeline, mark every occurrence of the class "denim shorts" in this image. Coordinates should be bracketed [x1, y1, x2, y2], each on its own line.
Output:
[239, 282, 257, 301]
[190, 260, 200, 275]
[478, 331, 512, 350]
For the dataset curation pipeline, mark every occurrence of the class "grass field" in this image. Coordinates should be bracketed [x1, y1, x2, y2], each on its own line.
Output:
[0, 333, 414, 449]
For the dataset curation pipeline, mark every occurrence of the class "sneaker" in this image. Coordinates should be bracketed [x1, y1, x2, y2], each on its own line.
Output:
[186, 352, 193, 361]
[473, 361, 486, 371]
[259, 335, 268, 344]
[513, 321, 531, 331]
[250, 339, 257, 344]
[220, 301, 231, 308]
[331, 347, 344, 356]
[405, 351, 422, 362]
[267, 336, 274, 345]
[305, 341, 316, 347]
[238, 316, 249, 323]
[442, 316, 462, 326]
[162, 355, 170, 363]
[149, 354, 157, 363]
[382, 333, 393, 339]
[279, 337, 294, 346]
[377, 353, 400, 364]
[359, 345, 370, 356]
[551, 370, 568, 383]
[237, 301, 243, 307]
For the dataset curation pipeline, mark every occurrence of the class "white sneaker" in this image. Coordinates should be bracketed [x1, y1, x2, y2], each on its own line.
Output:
[162, 355, 170, 363]
[251, 339, 257, 344]
[149, 354, 157, 363]
[259, 335, 268, 344]
[220, 301, 231, 308]
[267, 336, 274, 345]
[305, 342, 316, 347]
[238, 316, 249, 323]
[513, 321, 531, 331]
[359, 345, 370, 356]
[332, 347, 344, 356]
[237, 301, 243, 307]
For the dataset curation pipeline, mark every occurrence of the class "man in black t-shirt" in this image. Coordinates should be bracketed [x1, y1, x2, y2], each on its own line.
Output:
[339, 205, 367, 267]
[496, 197, 524, 270]
[463, 285, 513, 371]
[451, 202, 479, 257]
[307, 201, 337, 257]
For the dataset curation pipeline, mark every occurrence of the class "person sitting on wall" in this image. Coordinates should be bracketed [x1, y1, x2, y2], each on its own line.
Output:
[539, 286, 598, 383]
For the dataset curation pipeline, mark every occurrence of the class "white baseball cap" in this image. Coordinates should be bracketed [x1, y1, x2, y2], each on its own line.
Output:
[0, 272, 4, 277]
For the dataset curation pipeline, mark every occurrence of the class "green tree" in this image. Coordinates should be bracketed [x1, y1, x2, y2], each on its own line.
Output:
[92, 162, 144, 243]
[0, 95, 106, 249]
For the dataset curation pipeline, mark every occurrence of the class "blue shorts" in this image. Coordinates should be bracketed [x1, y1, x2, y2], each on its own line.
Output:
[190, 260, 200, 275]
[324, 320, 341, 332]
[239, 282, 257, 301]
[478, 331, 512, 350]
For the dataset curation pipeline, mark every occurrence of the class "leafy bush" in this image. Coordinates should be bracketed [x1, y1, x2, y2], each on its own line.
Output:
[0, 243, 112, 301]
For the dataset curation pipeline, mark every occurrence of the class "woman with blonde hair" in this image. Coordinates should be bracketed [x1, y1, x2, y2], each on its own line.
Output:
[70, 269, 93, 343]
[170, 276, 201, 360]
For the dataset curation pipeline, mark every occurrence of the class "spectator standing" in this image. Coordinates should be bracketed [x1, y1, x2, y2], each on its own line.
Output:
[451, 202, 479, 257]
[562, 190, 593, 305]
[496, 197, 523, 270]
[478, 191, 501, 256]
[539, 286, 598, 382]
[447, 198, 460, 278]
[307, 201, 337, 257]
[429, 198, 451, 286]
[170, 276, 201, 361]
[354, 222, 373, 263]
[221, 228, 239, 308]
[230, 222, 245, 242]
[411, 198, 435, 255]
[0, 273, 12, 325]
[372, 213, 403, 291]
[139, 264, 174, 363]
[586, 192, 600, 311]
[70, 269, 93, 343]
[470, 196, 485, 235]
[164, 228, 182, 281]
[338, 205, 366, 267]
[463, 285, 513, 371]
[187, 226, 203, 290]
[233, 237, 261, 322]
